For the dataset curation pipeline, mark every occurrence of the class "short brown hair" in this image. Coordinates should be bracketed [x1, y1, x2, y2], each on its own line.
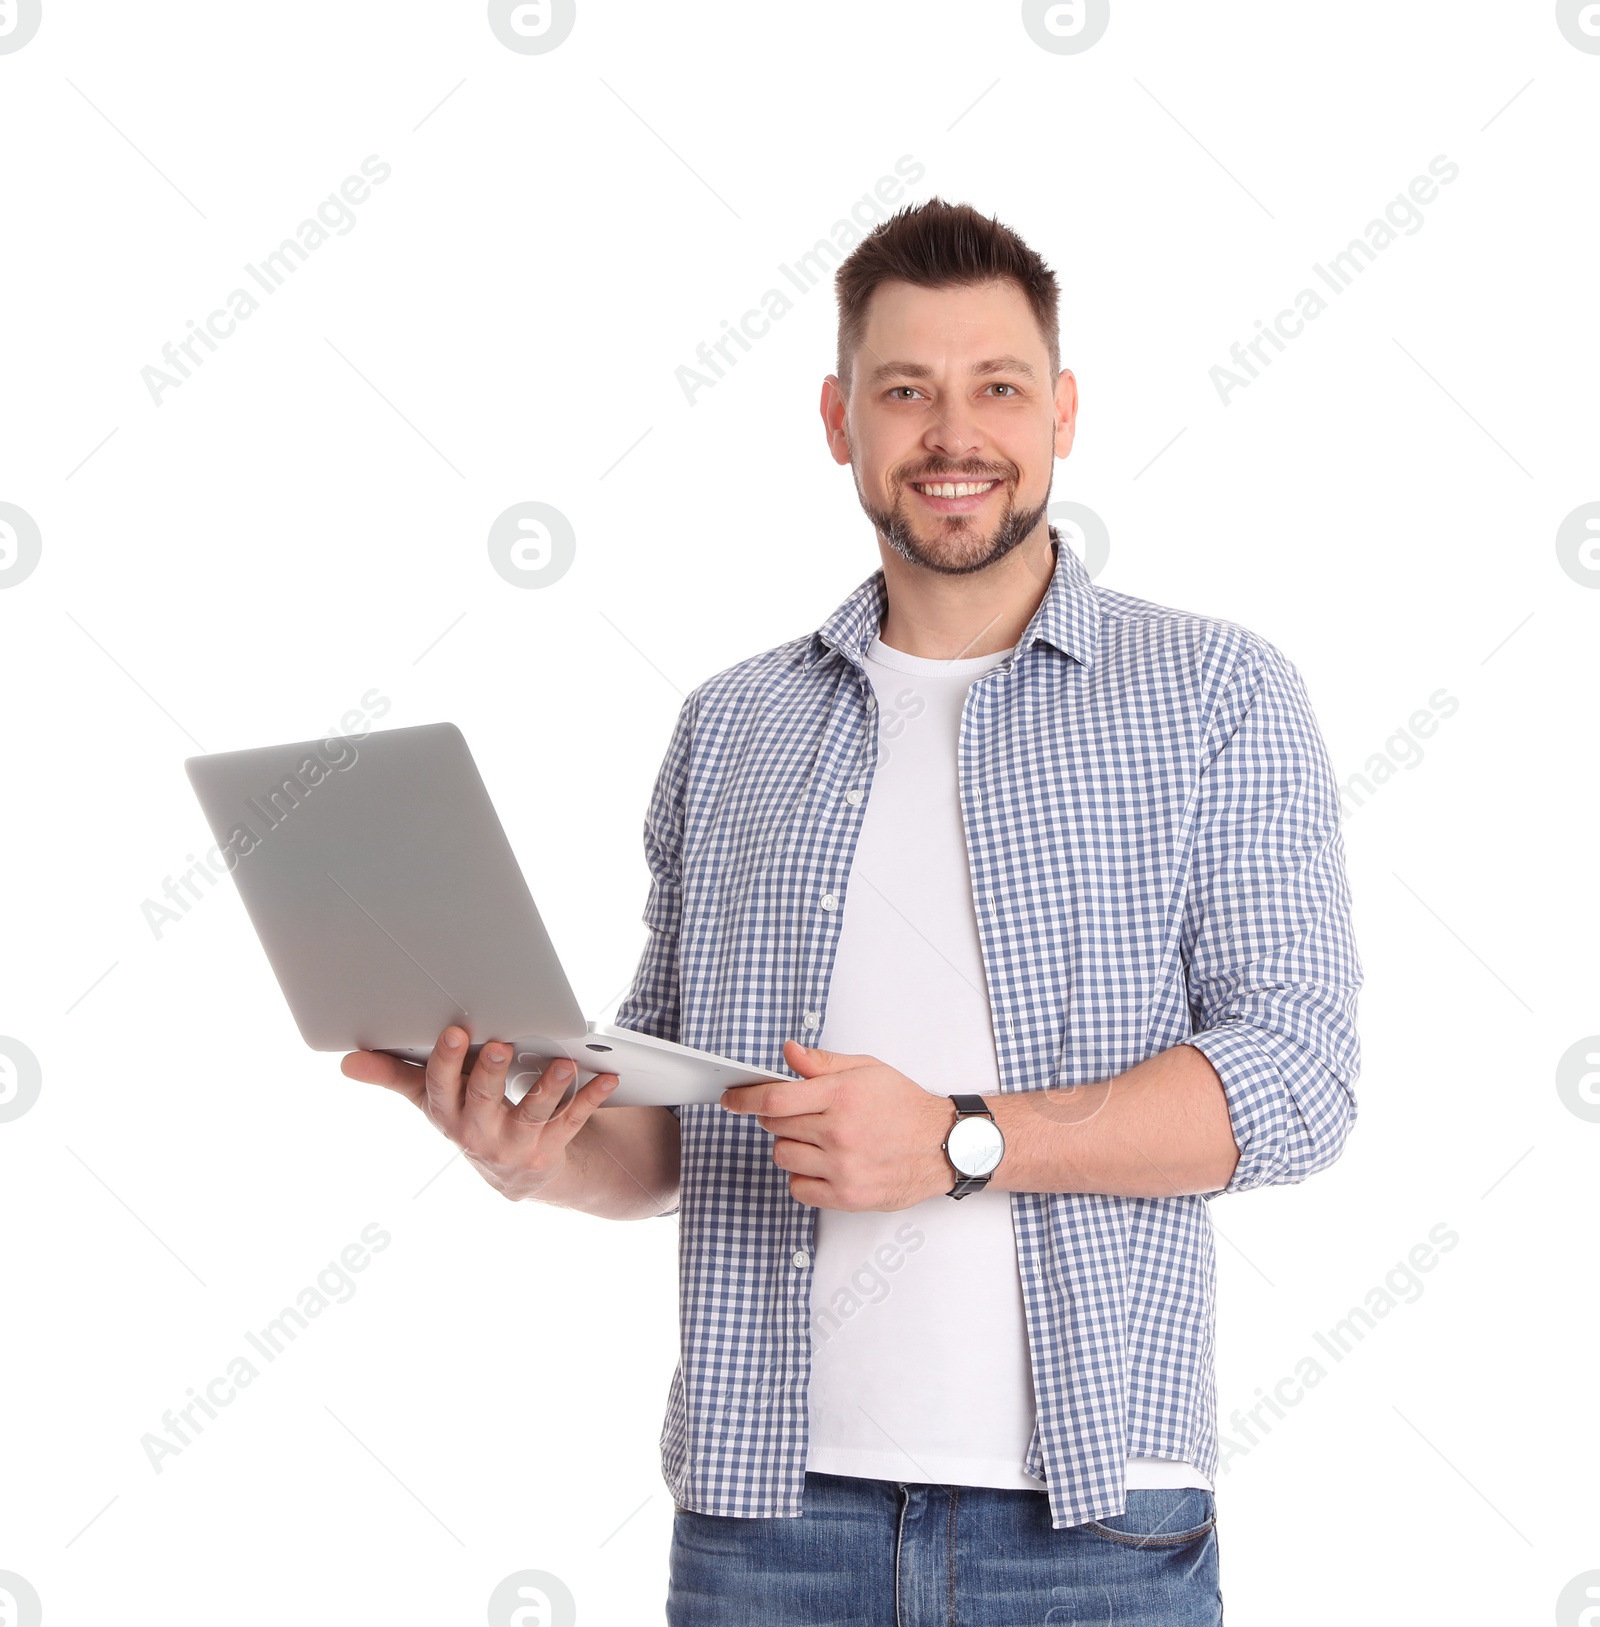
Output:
[833, 196, 1061, 400]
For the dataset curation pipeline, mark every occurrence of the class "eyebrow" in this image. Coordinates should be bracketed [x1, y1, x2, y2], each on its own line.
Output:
[864, 354, 1040, 388]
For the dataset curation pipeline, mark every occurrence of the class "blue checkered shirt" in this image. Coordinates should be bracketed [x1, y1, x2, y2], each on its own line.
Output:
[615, 532, 1362, 1530]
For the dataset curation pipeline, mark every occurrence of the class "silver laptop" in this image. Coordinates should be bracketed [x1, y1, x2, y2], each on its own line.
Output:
[184, 721, 781, 1108]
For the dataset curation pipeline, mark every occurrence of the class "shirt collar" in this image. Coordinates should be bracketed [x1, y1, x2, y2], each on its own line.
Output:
[802, 525, 1100, 672]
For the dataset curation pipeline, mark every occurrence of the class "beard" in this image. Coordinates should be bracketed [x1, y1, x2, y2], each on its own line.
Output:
[852, 464, 1052, 577]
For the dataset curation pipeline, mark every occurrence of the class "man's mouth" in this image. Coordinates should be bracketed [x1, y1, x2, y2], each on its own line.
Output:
[908, 478, 1003, 512]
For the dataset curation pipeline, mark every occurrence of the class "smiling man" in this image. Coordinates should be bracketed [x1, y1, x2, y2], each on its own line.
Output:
[648, 195, 1363, 1625]
[356, 195, 1353, 1627]
[599, 197, 1364, 1625]
[333, 197, 1356, 1619]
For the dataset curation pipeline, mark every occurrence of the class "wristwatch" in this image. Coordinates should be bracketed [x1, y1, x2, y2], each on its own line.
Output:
[941, 1094, 1004, 1199]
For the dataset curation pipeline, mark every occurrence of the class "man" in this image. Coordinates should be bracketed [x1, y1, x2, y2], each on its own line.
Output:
[345, 197, 1361, 1625]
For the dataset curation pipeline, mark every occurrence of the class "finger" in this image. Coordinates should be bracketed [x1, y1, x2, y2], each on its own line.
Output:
[509, 1061, 616, 1135]
[532, 1072, 620, 1150]
[420, 1024, 473, 1131]
[771, 1136, 829, 1178]
[726, 1078, 823, 1117]
[785, 1041, 866, 1075]
[341, 1049, 426, 1109]
[459, 1038, 517, 1141]
[757, 1111, 827, 1144]
[507, 1057, 580, 1128]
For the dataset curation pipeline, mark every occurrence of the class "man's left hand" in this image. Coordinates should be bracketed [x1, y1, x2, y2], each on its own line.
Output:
[721, 1040, 955, 1211]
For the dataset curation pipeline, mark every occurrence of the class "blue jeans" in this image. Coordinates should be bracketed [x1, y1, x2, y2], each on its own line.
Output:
[667, 1470, 1223, 1625]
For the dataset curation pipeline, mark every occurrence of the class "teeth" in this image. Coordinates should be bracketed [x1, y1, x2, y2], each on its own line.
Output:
[914, 481, 996, 499]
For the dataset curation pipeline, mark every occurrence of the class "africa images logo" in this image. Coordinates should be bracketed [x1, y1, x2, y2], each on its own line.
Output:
[0, 502, 42, 588]
[487, 0, 576, 53]
[0, 0, 43, 53]
[1021, 0, 1110, 53]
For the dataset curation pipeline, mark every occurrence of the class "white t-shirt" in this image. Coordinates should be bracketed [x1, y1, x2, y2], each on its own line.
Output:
[803, 632, 1212, 1494]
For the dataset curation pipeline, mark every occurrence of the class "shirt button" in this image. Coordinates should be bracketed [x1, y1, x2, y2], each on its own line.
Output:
[865, 696, 877, 712]
[820, 893, 838, 911]
[844, 789, 864, 806]
[792, 1250, 810, 1268]
[803, 1011, 821, 1028]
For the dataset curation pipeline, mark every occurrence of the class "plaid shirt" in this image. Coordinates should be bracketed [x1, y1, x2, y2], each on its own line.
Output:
[616, 530, 1362, 1530]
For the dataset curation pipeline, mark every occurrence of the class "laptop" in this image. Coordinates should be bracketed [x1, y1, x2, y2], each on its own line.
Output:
[183, 721, 783, 1108]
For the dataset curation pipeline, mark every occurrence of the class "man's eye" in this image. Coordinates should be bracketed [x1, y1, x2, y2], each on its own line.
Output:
[888, 382, 1017, 399]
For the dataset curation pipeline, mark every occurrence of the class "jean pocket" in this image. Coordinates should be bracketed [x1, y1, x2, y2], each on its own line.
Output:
[1082, 1489, 1215, 1548]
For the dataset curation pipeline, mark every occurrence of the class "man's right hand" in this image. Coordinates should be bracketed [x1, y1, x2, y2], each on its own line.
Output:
[340, 1025, 620, 1202]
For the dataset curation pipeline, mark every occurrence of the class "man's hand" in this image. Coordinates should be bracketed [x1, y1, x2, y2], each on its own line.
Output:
[341, 1025, 620, 1202]
[720, 1040, 953, 1211]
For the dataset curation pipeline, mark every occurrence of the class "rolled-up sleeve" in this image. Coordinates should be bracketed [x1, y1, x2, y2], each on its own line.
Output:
[614, 691, 699, 1211]
[1182, 637, 1362, 1195]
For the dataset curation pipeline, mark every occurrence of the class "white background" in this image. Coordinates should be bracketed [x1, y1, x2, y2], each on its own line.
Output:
[1, 2, 1596, 1623]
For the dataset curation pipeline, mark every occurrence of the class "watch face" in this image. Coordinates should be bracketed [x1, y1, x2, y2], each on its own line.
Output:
[947, 1114, 1004, 1177]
